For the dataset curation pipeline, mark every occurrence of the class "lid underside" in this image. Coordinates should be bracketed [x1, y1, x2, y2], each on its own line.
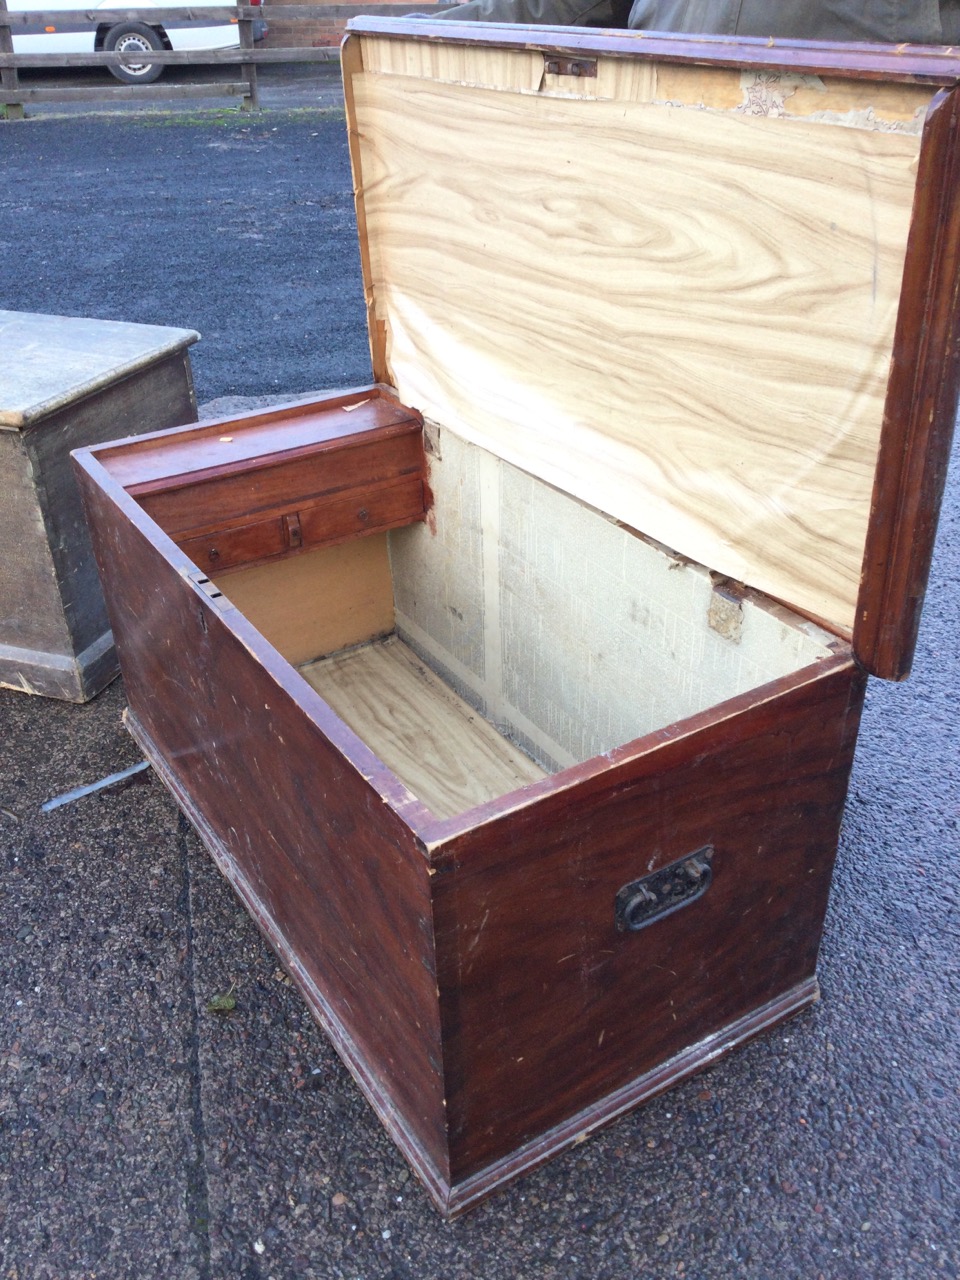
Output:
[344, 28, 960, 676]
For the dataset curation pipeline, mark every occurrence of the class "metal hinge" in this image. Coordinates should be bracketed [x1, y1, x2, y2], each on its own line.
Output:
[544, 56, 598, 78]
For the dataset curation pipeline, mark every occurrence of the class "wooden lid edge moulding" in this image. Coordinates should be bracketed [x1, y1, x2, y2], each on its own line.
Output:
[344, 20, 960, 84]
[854, 83, 960, 680]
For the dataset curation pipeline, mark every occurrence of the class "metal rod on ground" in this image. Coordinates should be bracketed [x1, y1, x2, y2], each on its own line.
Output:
[41, 760, 152, 813]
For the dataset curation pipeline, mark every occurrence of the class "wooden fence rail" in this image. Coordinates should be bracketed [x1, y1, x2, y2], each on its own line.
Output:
[0, 1, 434, 116]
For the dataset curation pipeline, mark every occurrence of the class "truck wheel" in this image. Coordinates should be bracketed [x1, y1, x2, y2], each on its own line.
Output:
[104, 23, 165, 84]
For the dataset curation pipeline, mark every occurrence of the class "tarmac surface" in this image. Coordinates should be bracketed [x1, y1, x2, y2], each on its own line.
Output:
[1, 78, 959, 1280]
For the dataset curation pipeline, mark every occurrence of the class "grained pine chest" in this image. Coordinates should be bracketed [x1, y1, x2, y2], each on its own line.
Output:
[74, 24, 960, 1215]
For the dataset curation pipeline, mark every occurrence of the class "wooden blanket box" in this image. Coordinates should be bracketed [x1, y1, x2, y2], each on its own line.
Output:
[0, 311, 197, 701]
[73, 23, 960, 1216]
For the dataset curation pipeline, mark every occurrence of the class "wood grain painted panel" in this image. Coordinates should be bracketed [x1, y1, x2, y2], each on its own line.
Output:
[350, 69, 924, 635]
[429, 656, 865, 1181]
[73, 464, 451, 1181]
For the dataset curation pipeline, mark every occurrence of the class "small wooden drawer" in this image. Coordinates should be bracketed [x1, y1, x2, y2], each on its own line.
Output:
[178, 516, 287, 573]
[177, 477, 426, 573]
[136, 421, 424, 539]
[299, 476, 425, 547]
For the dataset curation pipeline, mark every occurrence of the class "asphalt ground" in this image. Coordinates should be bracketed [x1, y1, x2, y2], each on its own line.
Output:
[0, 86, 959, 1280]
[1, 70, 369, 406]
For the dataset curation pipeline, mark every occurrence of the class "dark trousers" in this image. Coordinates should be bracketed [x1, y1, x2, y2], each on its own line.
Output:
[436, 0, 960, 43]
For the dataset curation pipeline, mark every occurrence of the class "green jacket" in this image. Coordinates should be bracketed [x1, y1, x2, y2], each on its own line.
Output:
[434, 0, 960, 43]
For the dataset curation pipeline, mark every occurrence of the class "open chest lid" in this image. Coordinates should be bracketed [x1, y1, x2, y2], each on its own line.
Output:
[342, 20, 960, 680]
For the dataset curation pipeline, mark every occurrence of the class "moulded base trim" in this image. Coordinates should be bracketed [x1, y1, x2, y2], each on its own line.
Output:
[440, 975, 819, 1217]
[0, 629, 116, 702]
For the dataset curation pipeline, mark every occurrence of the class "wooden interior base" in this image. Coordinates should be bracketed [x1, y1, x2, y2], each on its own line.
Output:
[300, 636, 545, 820]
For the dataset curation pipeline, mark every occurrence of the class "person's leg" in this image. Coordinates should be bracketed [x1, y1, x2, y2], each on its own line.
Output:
[733, 0, 942, 42]
[941, 0, 960, 40]
[433, 0, 618, 23]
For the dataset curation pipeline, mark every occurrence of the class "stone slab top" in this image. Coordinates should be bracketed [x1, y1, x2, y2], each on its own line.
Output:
[0, 310, 200, 429]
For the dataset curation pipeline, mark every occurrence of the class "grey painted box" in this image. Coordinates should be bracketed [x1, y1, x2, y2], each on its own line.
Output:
[0, 310, 198, 701]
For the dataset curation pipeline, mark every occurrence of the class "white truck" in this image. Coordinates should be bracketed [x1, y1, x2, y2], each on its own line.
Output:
[9, 0, 267, 83]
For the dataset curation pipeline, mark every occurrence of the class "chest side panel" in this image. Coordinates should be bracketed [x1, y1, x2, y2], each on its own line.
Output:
[347, 40, 932, 639]
[72, 461, 453, 1185]
[24, 353, 198, 657]
[0, 430, 73, 657]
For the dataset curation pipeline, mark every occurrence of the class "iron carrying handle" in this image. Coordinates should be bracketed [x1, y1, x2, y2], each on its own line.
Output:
[615, 846, 714, 933]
